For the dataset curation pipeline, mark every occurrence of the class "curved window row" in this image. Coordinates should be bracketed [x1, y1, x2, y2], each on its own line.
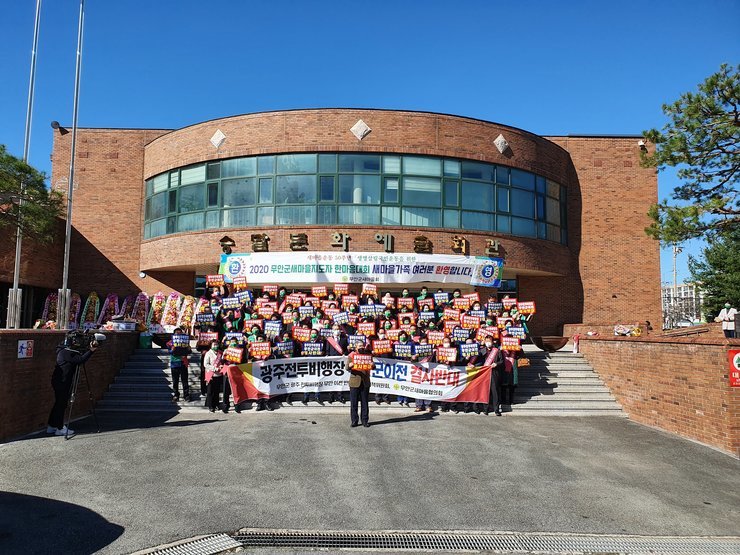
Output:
[144, 153, 567, 244]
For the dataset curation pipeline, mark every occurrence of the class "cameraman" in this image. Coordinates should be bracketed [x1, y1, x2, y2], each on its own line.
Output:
[47, 333, 98, 437]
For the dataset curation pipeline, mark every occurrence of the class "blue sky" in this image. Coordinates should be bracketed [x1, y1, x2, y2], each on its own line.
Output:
[1, 0, 738, 283]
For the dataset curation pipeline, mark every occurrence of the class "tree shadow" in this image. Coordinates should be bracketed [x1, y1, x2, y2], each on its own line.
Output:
[0, 491, 124, 555]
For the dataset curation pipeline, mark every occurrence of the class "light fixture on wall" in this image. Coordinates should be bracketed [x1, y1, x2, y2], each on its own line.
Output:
[50, 120, 69, 135]
[139, 272, 147, 279]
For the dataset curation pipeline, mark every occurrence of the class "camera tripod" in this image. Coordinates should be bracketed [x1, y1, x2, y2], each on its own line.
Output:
[63, 361, 100, 440]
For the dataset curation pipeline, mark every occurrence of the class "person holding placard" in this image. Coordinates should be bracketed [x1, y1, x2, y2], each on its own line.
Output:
[167, 328, 191, 403]
[347, 343, 372, 428]
[204, 340, 228, 413]
[436, 336, 457, 412]
[326, 324, 348, 404]
[301, 330, 325, 405]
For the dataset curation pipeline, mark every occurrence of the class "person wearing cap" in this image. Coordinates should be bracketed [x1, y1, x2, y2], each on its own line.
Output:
[718, 302, 737, 339]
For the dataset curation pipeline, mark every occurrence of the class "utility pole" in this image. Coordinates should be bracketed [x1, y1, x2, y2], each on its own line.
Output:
[671, 243, 683, 328]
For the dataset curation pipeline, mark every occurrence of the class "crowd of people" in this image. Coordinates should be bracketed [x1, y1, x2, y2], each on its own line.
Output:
[168, 281, 533, 423]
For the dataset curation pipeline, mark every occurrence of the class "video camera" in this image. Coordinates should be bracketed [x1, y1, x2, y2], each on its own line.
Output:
[65, 329, 107, 352]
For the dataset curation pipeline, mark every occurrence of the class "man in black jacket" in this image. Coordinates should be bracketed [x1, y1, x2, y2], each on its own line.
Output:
[47, 335, 98, 436]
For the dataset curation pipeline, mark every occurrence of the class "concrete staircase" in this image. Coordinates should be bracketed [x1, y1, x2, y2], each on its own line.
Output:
[96, 345, 624, 416]
[511, 345, 625, 416]
[97, 348, 204, 412]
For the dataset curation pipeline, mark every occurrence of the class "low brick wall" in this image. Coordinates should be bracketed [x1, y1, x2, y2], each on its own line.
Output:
[579, 335, 740, 457]
[0, 330, 138, 441]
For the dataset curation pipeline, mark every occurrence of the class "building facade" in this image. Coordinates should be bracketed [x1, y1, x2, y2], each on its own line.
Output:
[661, 282, 705, 327]
[32, 108, 661, 335]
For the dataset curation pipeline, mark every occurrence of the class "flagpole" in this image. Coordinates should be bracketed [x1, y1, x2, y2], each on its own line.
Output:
[6, 0, 42, 329]
[58, 0, 85, 330]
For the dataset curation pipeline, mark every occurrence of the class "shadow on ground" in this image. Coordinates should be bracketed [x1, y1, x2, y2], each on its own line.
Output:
[0, 491, 124, 555]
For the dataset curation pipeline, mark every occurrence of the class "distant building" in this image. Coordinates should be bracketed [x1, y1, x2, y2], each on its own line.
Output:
[662, 282, 705, 327]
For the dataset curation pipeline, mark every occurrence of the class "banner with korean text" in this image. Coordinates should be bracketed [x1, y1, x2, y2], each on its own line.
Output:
[219, 251, 504, 288]
[224, 356, 491, 405]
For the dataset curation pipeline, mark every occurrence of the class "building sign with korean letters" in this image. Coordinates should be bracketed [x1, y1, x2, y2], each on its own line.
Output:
[220, 251, 504, 287]
[729, 350, 740, 388]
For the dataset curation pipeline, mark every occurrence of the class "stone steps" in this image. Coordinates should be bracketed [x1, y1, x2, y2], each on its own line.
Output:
[97, 346, 624, 416]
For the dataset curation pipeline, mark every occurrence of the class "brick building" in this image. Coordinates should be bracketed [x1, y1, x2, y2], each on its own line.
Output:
[2, 109, 661, 334]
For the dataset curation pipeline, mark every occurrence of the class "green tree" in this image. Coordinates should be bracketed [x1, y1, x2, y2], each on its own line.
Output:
[688, 228, 740, 319]
[0, 144, 63, 243]
[642, 64, 739, 243]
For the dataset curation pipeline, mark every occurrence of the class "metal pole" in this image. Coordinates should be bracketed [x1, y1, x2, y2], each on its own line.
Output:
[58, 0, 85, 331]
[6, 0, 42, 329]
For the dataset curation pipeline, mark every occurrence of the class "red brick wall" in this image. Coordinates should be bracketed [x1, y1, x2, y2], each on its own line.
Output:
[0, 219, 64, 289]
[579, 335, 740, 457]
[51, 128, 194, 298]
[547, 136, 662, 330]
[0, 330, 138, 441]
[144, 109, 573, 182]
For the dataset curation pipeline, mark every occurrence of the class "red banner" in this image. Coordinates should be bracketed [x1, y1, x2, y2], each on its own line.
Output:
[730, 349, 740, 388]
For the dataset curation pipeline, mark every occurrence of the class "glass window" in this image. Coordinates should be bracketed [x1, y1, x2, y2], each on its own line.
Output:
[546, 197, 561, 225]
[221, 159, 240, 178]
[461, 161, 494, 181]
[338, 175, 380, 204]
[180, 165, 205, 186]
[277, 154, 316, 174]
[383, 178, 399, 203]
[561, 228, 568, 245]
[205, 210, 220, 229]
[149, 218, 166, 238]
[547, 224, 560, 242]
[222, 207, 256, 227]
[207, 163, 220, 180]
[275, 175, 316, 204]
[207, 183, 219, 207]
[538, 221, 547, 239]
[276, 205, 315, 225]
[444, 159, 460, 177]
[338, 206, 380, 225]
[383, 156, 400, 174]
[320, 176, 335, 202]
[259, 178, 273, 204]
[403, 156, 441, 176]
[318, 154, 336, 173]
[152, 173, 168, 193]
[444, 180, 458, 207]
[222, 178, 257, 207]
[258, 156, 275, 175]
[560, 195, 568, 229]
[497, 215, 511, 234]
[177, 212, 203, 232]
[382, 206, 400, 225]
[402, 207, 440, 227]
[145, 180, 153, 197]
[317, 205, 336, 224]
[257, 206, 274, 226]
[167, 216, 176, 234]
[143, 222, 151, 239]
[403, 177, 441, 207]
[495, 166, 509, 185]
[168, 190, 177, 213]
[511, 189, 535, 218]
[546, 179, 560, 199]
[169, 171, 179, 188]
[511, 169, 536, 190]
[461, 181, 494, 211]
[536, 175, 546, 194]
[536, 195, 545, 220]
[497, 187, 509, 213]
[178, 183, 205, 213]
[338, 154, 380, 173]
[461, 211, 493, 231]
[443, 209, 459, 228]
[512, 217, 536, 237]
[148, 192, 167, 220]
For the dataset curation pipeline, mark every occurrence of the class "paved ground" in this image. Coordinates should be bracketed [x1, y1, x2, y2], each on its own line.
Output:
[0, 409, 738, 555]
